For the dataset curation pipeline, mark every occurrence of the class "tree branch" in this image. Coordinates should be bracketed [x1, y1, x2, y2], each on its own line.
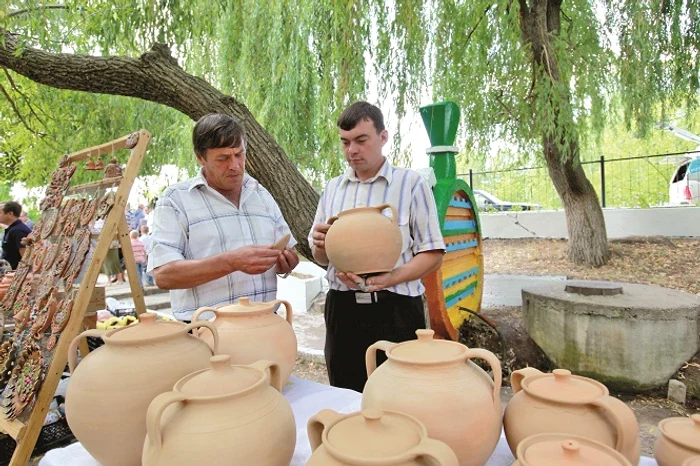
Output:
[5, 5, 68, 19]
[465, 5, 493, 45]
[0, 80, 33, 133]
[3, 68, 48, 126]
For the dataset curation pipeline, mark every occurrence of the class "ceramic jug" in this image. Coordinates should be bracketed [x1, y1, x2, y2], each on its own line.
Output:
[324, 203, 402, 274]
[142, 355, 295, 466]
[192, 297, 297, 385]
[362, 329, 502, 466]
[503, 367, 640, 465]
[512, 434, 632, 466]
[307, 409, 459, 466]
[66, 313, 218, 466]
[654, 414, 700, 466]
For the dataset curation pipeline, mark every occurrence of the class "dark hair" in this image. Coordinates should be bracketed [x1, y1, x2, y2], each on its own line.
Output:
[337, 101, 385, 133]
[2, 201, 21, 217]
[192, 114, 246, 158]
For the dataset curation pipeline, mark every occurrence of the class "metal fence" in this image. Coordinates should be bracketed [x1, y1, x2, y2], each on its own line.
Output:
[460, 150, 700, 210]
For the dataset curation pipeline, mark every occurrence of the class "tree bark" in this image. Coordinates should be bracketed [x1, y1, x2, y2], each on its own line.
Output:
[0, 30, 318, 260]
[519, 0, 611, 266]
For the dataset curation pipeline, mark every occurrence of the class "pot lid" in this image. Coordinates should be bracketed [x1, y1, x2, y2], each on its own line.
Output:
[106, 313, 186, 344]
[326, 410, 423, 458]
[217, 297, 276, 315]
[519, 435, 631, 466]
[660, 414, 700, 452]
[388, 329, 466, 364]
[524, 369, 607, 403]
[178, 355, 263, 397]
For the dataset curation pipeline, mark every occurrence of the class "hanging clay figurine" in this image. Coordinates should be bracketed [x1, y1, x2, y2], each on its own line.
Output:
[103, 158, 123, 179]
[95, 158, 105, 170]
[126, 131, 140, 149]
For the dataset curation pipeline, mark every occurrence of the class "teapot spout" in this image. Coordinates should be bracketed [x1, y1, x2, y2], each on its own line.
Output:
[511, 367, 543, 394]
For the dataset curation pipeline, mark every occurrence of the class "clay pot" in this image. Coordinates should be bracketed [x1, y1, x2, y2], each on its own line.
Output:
[192, 297, 297, 385]
[503, 368, 640, 465]
[511, 434, 632, 466]
[655, 414, 700, 466]
[325, 204, 402, 274]
[0, 273, 13, 301]
[66, 313, 218, 466]
[142, 355, 295, 466]
[684, 457, 700, 466]
[307, 409, 459, 466]
[361, 329, 502, 466]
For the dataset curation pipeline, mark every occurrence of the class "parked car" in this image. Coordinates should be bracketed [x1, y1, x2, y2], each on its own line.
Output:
[473, 190, 542, 211]
[669, 157, 700, 205]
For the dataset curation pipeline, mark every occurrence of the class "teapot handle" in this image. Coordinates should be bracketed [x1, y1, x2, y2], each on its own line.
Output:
[145, 392, 188, 452]
[250, 360, 282, 392]
[464, 348, 502, 408]
[183, 320, 219, 354]
[374, 203, 398, 225]
[407, 438, 459, 466]
[68, 329, 106, 373]
[589, 396, 640, 463]
[327, 215, 339, 226]
[307, 409, 343, 452]
[271, 299, 293, 325]
[365, 340, 397, 377]
[510, 367, 543, 394]
[190, 306, 218, 334]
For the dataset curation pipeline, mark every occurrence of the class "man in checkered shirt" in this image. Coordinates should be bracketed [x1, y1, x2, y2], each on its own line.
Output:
[147, 114, 299, 322]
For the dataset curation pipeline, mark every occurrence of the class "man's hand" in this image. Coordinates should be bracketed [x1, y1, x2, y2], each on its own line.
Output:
[275, 248, 299, 274]
[335, 271, 396, 292]
[227, 245, 281, 275]
[311, 223, 330, 253]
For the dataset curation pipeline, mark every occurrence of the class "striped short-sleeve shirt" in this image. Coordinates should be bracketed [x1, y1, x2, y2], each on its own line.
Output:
[309, 159, 445, 296]
[147, 170, 297, 320]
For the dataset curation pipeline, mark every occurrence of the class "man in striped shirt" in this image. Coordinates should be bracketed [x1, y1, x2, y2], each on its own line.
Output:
[148, 114, 299, 321]
[309, 102, 445, 392]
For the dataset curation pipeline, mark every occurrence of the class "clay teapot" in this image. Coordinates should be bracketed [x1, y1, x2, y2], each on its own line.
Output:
[654, 414, 700, 466]
[512, 434, 632, 466]
[142, 355, 295, 466]
[192, 297, 297, 385]
[324, 203, 402, 274]
[361, 329, 502, 466]
[503, 367, 640, 465]
[307, 409, 459, 466]
[66, 313, 218, 466]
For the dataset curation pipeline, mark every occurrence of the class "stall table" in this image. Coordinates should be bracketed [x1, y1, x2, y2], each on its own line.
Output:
[39, 377, 659, 466]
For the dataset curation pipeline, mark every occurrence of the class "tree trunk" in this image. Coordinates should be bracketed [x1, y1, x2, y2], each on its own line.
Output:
[0, 31, 318, 260]
[518, 0, 611, 266]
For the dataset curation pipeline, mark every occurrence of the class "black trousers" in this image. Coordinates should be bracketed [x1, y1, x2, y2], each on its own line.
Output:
[324, 289, 426, 393]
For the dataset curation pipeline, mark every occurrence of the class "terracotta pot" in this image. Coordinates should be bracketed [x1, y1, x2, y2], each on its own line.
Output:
[325, 204, 402, 274]
[66, 313, 218, 466]
[307, 409, 459, 466]
[655, 414, 700, 466]
[683, 457, 700, 466]
[511, 433, 632, 466]
[192, 297, 297, 385]
[142, 355, 295, 466]
[503, 368, 640, 465]
[0, 273, 13, 301]
[361, 329, 502, 466]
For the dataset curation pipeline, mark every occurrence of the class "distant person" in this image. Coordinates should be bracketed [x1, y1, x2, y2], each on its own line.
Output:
[131, 204, 146, 231]
[130, 230, 147, 287]
[19, 211, 34, 230]
[1, 201, 32, 269]
[139, 225, 155, 286]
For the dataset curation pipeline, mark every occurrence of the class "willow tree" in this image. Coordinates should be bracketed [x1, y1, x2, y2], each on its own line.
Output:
[1, 1, 699, 266]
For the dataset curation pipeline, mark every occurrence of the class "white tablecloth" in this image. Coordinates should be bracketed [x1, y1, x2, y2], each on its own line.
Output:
[40, 377, 658, 466]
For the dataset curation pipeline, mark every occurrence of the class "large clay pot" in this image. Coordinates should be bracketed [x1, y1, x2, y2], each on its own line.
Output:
[66, 313, 218, 466]
[654, 414, 700, 466]
[325, 203, 402, 274]
[684, 457, 700, 466]
[511, 434, 632, 466]
[307, 409, 459, 466]
[142, 355, 295, 466]
[503, 367, 640, 465]
[192, 297, 297, 385]
[361, 329, 502, 466]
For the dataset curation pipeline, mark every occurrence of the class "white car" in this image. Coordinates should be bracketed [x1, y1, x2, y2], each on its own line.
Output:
[669, 157, 700, 205]
[473, 190, 542, 211]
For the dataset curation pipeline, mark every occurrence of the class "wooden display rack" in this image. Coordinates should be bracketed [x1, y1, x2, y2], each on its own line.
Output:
[0, 129, 151, 465]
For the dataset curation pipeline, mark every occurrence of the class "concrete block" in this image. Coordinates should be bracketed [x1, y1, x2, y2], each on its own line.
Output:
[668, 379, 687, 405]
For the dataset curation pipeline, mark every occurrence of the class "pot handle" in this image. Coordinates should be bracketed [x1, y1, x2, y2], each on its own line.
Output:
[271, 299, 293, 325]
[183, 320, 219, 354]
[374, 203, 398, 225]
[250, 359, 282, 392]
[145, 391, 188, 452]
[68, 329, 106, 373]
[190, 306, 218, 336]
[307, 409, 343, 452]
[366, 340, 397, 377]
[510, 367, 543, 394]
[327, 215, 339, 226]
[408, 438, 459, 466]
[464, 348, 502, 408]
[589, 396, 639, 462]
